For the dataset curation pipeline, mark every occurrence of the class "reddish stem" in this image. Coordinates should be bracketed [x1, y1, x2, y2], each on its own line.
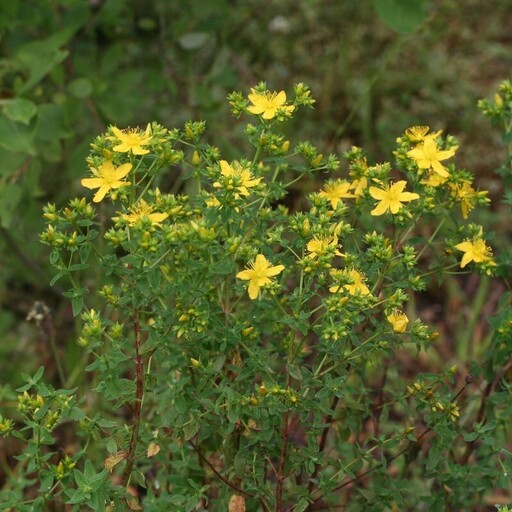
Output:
[276, 411, 290, 512]
[122, 315, 144, 486]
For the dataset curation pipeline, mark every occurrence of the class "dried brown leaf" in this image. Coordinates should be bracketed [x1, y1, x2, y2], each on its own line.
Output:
[104, 451, 126, 473]
[228, 494, 246, 512]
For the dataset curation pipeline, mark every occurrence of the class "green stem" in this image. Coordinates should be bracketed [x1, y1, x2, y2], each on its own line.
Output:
[416, 217, 446, 260]
[456, 276, 490, 361]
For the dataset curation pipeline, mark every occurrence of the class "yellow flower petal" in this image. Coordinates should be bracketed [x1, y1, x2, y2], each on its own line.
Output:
[237, 254, 285, 299]
[81, 160, 132, 203]
[369, 181, 419, 216]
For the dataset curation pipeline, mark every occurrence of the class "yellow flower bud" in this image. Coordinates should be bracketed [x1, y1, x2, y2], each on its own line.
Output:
[242, 326, 254, 337]
[192, 150, 201, 166]
[387, 310, 409, 334]
[78, 336, 89, 347]
[311, 154, 323, 167]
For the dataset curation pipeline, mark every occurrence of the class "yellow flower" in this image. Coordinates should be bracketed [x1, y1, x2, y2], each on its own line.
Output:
[387, 310, 409, 333]
[247, 89, 295, 120]
[318, 180, 355, 209]
[213, 160, 262, 197]
[455, 238, 495, 268]
[350, 177, 368, 200]
[108, 124, 152, 155]
[369, 181, 419, 216]
[306, 235, 343, 259]
[329, 268, 371, 296]
[236, 254, 285, 300]
[121, 199, 169, 227]
[406, 136, 456, 177]
[81, 160, 132, 203]
[420, 172, 448, 188]
[205, 194, 221, 208]
[405, 126, 441, 142]
[448, 181, 477, 219]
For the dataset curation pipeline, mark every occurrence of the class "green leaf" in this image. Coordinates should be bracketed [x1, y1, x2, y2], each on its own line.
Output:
[294, 499, 310, 512]
[17, 46, 69, 94]
[178, 32, 212, 50]
[33, 366, 45, 382]
[0, 148, 26, 178]
[79, 243, 91, 263]
[0, 0, 19, 31]
[15, 23, 88, 94]
[16, 366, 45, 391]
[233, 452, 246, 477]
[0, 116, 36, 155]
[68, 263, 89, 272]
[3, 98, 38, 124]
[68, 78, 93, 99]
[50, 271, 66, 286]
[182, 417, 200, 440]
[286, 363, 302, 381]
[372, 0, 428, 35]
[35, 103, 72, 142]
[0, 183, 22, 228]
[71, 296, 84, 317]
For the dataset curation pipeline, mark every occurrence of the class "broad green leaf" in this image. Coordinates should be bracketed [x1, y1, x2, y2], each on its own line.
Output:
[372, 0, 428, 35]
[0, 183, 22, 228]
[15, 16, 88, 94]
[3, 98, 38, 124]
[0, 148, 26, 177]
[35, 103, 72, 141]
[0, 116, 36, 155]
[16, 46, 69, 94]
[68, 78, 93, 98]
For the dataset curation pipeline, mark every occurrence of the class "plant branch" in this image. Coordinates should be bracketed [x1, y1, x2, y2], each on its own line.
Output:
[310, 377, 472, 508]
[307, 395, 340, 499]
[188, 439, 254, 498]
[122, 314, 145, 487]
[460, 359, 512, 464]
[276, 410, 290, 512]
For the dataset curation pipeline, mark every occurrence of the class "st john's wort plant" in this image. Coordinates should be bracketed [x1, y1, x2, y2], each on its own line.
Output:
[0, 82, 507, 511]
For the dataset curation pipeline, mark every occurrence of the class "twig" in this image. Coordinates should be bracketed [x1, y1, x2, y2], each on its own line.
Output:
[188, 439, 254, 498]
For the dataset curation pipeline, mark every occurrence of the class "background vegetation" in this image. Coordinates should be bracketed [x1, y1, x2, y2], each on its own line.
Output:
[1, 0, 512, 509]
